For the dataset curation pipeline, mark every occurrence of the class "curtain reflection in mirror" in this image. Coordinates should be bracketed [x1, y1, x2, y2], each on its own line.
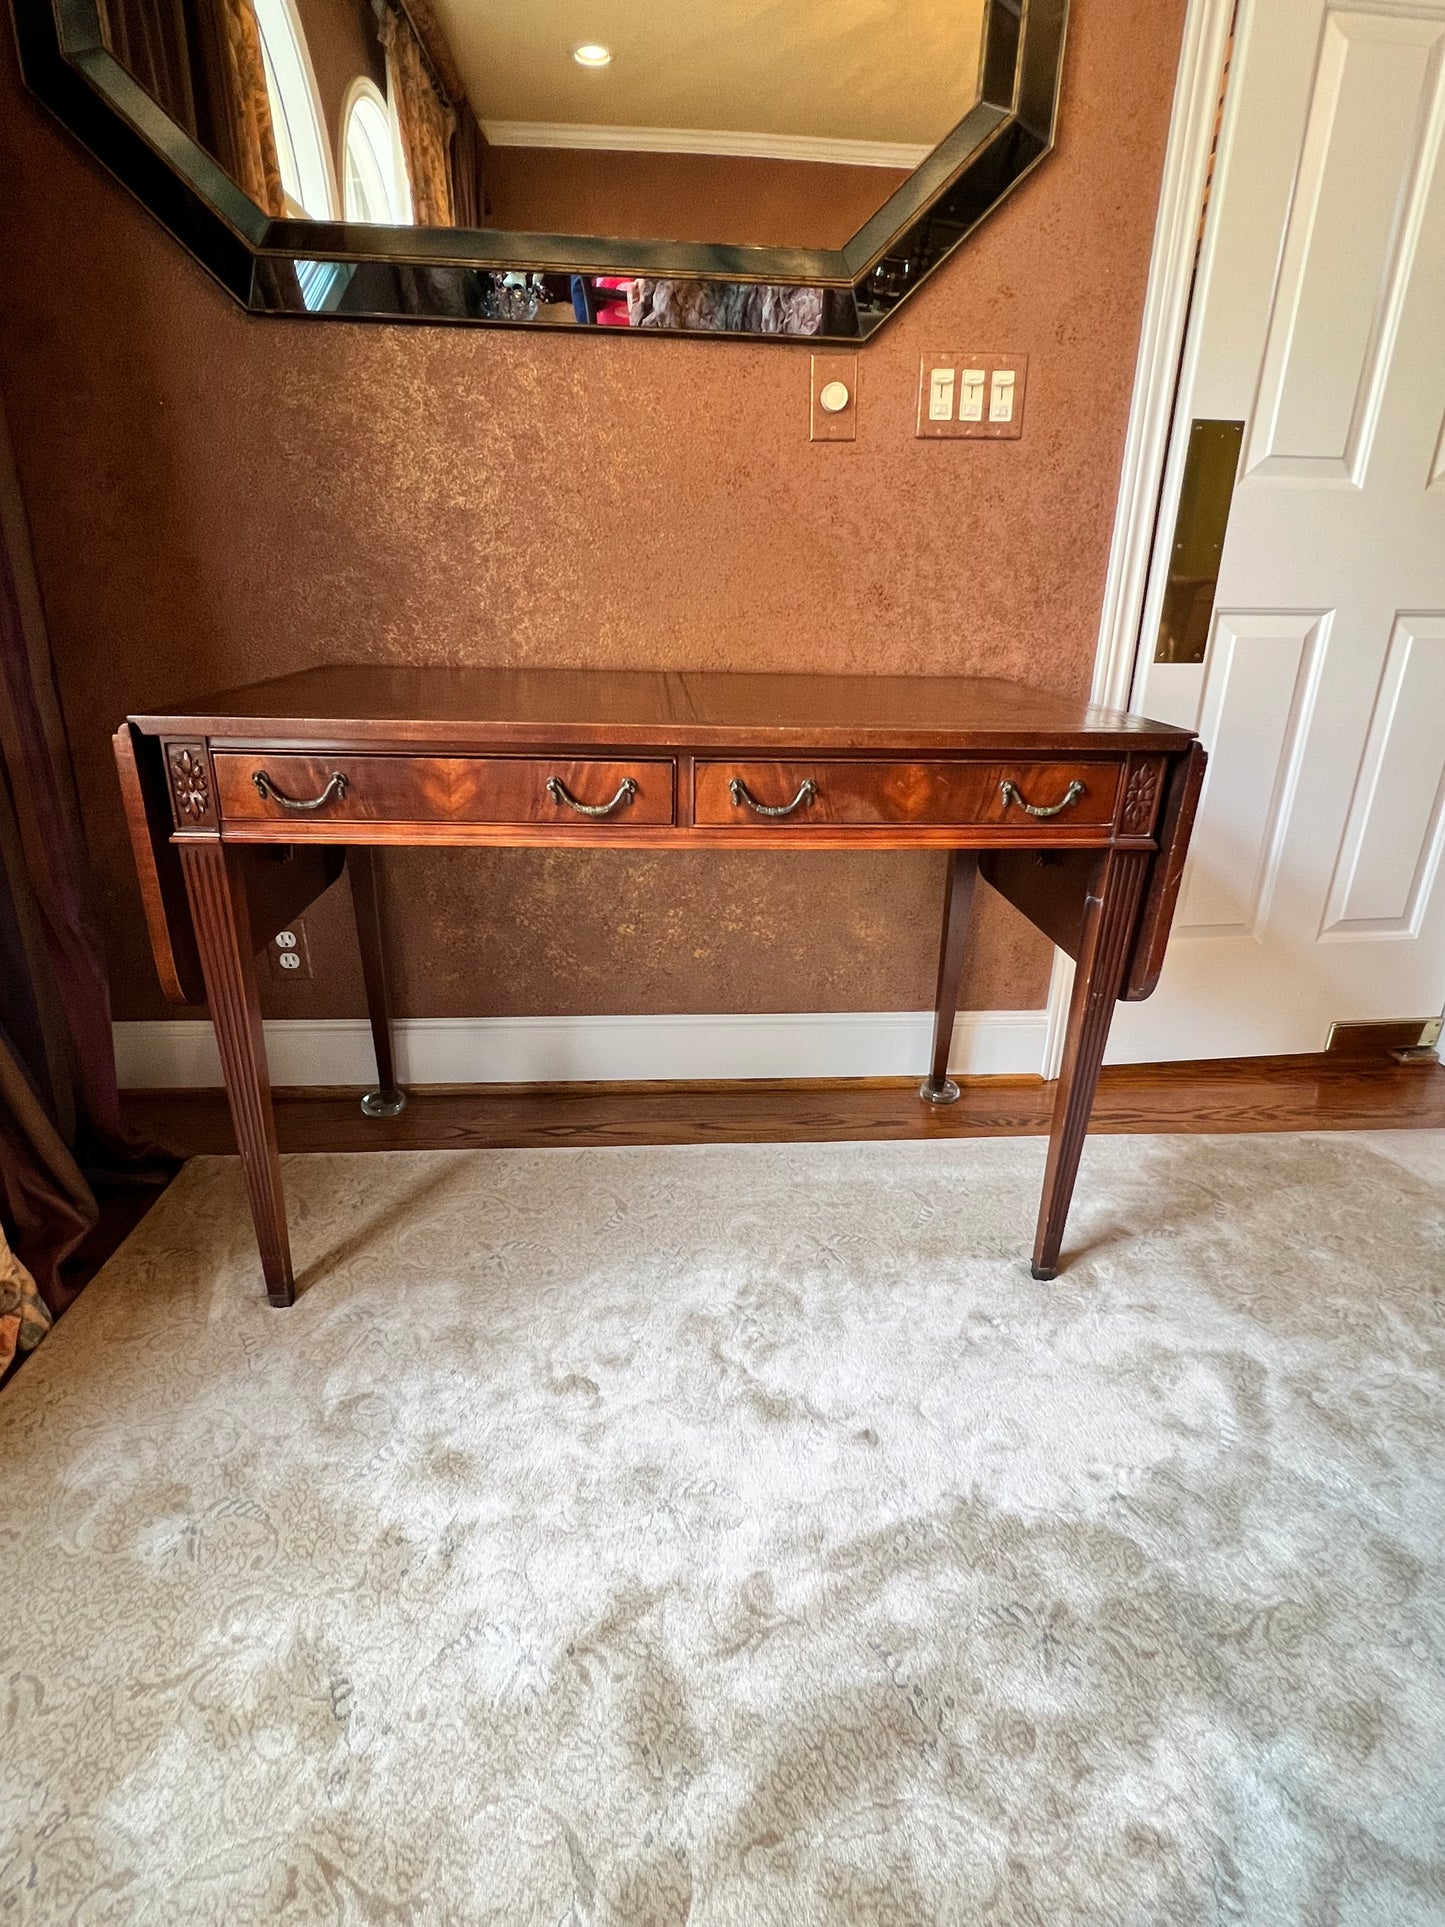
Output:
[97, 0, 287, 212]
[96, 0, 490, 226]
[380, 6, 452, 224]
[379, 0, 488, 224]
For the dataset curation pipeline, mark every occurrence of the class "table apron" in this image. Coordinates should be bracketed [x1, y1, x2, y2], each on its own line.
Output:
[196, 822, 1153, 852]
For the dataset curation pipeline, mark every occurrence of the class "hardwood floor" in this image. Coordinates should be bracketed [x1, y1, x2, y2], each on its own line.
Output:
[121, 1054, 1445, 1159]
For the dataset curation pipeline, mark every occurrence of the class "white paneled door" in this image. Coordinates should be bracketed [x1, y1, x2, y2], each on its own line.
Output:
[1110, 0, 1445, 1062]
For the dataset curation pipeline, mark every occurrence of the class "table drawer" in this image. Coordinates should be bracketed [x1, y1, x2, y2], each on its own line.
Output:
[213, 754, 675, 826]
[694, 759, 1121, 829]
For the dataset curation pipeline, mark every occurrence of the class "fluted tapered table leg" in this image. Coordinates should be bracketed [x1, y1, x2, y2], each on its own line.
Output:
[179, 839, 294, 1305]
[1032, 847, 1151, 1280]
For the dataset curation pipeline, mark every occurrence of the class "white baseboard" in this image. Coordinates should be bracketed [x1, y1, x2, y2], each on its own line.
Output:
[112, 1010, 1049, 1091]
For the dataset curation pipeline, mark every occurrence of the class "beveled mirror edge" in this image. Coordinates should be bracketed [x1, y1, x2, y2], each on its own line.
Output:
[10, 0, 259, 303]
[14, 0, 1069, 340]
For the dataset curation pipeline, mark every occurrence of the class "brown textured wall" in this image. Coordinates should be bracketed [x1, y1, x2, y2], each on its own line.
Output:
[483, 147, 911, 251]
[0, 0, 1186, 1031]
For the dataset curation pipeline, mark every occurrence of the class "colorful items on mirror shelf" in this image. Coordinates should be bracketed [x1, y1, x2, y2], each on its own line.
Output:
[570, 276, 830, 335]
[478, 271, 547, 322]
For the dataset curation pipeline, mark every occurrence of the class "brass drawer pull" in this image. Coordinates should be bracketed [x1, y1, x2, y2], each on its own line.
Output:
[730, 777, 817, 817]
[546, 775, 638, 817]
[252, 769, 348, 811]
[999, 777, 1085, 818]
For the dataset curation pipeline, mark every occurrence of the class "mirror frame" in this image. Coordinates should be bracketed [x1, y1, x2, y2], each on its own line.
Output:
[12, 0, 1068, 338]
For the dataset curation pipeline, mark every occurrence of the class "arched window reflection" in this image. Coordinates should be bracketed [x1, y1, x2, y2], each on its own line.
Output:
[342, 77, 412, 225]
[252, 0, 336, 218]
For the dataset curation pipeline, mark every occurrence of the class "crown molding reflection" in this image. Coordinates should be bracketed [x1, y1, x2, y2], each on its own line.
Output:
[480, 122, 935, 170]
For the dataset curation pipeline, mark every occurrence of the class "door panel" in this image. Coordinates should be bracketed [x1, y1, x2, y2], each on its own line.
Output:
[1321, 615, 1445, 936]
[1249, 12, 1445, 481]
[1110, 0, 1445, 1062]
[1175, 613, 1328, 936]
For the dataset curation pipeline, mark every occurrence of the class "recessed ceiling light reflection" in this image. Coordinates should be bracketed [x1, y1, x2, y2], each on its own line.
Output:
[572, 42, 612, 67]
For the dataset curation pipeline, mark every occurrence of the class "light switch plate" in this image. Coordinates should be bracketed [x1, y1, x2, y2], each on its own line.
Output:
[811, 354, 858, 441]
[916, 353, 1028, 439]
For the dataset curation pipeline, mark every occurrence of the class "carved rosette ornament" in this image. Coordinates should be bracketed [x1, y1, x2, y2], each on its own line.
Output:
[1121, 760, 1161, 835]
[167, 744, 213, 824]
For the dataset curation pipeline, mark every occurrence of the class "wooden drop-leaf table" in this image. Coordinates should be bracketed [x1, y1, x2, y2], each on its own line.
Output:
[114, 667, 1204, 1304]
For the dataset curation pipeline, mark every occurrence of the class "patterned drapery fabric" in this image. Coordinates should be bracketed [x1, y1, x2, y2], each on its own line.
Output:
[0, 1225, 48, 1377]
[95, 0, 285, 217]
[383, 6, 456, 228]
[217, 0, 286, 217]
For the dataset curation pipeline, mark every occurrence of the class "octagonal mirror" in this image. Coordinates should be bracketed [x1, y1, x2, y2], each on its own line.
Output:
[14, 0, 1066, 336]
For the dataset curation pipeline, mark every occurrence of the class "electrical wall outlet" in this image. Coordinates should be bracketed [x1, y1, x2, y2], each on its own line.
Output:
[267, 921, 312, 981]
[916, 353, 1028, 439]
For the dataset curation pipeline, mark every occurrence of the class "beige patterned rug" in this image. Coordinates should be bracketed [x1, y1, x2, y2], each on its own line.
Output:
[2, 1131, 1444, 1925]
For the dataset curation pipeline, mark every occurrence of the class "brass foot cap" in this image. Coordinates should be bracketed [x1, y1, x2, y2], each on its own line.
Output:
[918, 1077, 961, 1105]
[1030, 1264, 1058, 1282]
[361, 1088, 408, 1118]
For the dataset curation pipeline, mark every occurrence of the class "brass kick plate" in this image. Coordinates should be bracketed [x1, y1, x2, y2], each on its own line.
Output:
[1154, 420, 1244, 664]
[1325, 1017, 1442, 1063]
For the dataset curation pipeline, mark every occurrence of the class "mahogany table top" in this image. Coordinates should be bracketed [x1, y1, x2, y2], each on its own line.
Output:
[132, 665, 1197, 755]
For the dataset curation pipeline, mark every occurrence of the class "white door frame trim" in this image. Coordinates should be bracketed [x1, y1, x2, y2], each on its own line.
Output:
[1042, 0, 1240, 1078]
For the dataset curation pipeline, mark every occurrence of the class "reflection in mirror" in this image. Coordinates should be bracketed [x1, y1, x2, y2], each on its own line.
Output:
[94, 0, 450, 221]
[95, 0, 985, 249]
[341, 75, 411, 223]
[24, 0, 1063, 336]
[283, 258, 856, 331]
[463, 0, 985, 252]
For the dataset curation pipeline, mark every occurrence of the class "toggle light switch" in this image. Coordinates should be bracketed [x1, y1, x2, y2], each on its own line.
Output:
[928, 366, 956, 421]
[916, 353, 1028, 439]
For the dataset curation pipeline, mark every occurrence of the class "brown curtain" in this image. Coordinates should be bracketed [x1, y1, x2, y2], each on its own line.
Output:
[388, 0, 484, 224]
[0, 402, 170, 1367]
[209, 0, 287, 216]
[450, 102, 487, 229]
[382, 5, 455, 227]
[97, 0, 286, 217]
[95, 0, 199, 132]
